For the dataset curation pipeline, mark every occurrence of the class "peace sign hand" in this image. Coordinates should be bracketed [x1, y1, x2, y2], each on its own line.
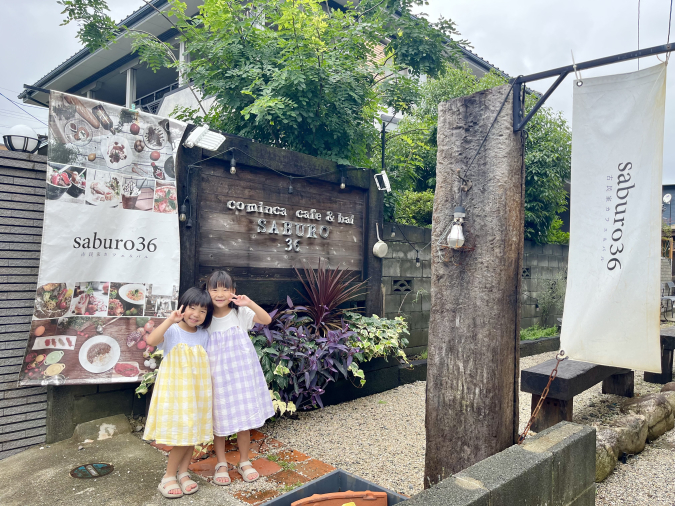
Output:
[168, 305, 185, 323]
[231, 295, 251, 307]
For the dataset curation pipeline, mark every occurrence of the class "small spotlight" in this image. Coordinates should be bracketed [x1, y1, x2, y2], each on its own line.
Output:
[415, 256, 420, 268]
[179, 204, 187, 222]
[340, 176, 346, 190]
[288, 179, 293, 194]
[391, 225, 396, 238]
[230, 156, 236, 175]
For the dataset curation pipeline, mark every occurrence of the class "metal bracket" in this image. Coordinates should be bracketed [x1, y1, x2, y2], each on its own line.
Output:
[513, 42, 672, 131]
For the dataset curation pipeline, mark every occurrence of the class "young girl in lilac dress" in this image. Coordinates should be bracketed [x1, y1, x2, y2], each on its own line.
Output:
[204, 271, 274, 485]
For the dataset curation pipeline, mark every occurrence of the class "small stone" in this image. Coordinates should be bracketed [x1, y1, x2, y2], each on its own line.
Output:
[78, 445, 84, 450]
[134, 425, 144, 432]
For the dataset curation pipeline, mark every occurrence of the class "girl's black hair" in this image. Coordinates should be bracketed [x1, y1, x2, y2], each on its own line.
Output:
[203, 270, 238, 313]
[178, 287, 214, 328]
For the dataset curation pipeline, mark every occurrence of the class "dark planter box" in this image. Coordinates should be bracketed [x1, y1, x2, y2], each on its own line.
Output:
[520, 335, 560, 358]
[266, 469, 408, 506]
[321, 358, 427, 407]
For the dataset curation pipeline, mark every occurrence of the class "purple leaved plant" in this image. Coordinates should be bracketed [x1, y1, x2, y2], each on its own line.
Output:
[251, 302, 363, 410]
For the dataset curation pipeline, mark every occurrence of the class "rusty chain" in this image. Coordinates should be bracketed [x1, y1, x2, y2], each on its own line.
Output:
[517, 350, 568, 444]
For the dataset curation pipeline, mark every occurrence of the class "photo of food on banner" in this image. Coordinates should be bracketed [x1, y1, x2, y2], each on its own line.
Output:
[22, 281, 177, 386]
[47, 92, 182, 185]
[45, 162, 87, 204]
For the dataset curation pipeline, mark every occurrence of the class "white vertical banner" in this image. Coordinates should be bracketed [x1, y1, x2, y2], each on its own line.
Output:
[561, 63, 667, 373]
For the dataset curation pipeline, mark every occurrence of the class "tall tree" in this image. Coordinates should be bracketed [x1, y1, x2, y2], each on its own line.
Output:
[58, 0, 466, 166]
[385, 64, 571, 243]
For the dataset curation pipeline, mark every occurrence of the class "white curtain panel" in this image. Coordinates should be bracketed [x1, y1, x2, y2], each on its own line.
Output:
[561, 63, 667, 373]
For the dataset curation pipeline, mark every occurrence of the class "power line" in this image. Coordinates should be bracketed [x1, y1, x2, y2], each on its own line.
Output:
[0, 92, 47, 126]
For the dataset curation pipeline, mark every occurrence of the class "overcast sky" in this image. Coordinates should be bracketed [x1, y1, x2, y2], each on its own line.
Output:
[2, 1, 674, 180]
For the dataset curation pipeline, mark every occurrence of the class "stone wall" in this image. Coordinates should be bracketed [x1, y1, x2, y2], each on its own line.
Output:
[404, 422, 596, 506]
[382, 223, 431, 357]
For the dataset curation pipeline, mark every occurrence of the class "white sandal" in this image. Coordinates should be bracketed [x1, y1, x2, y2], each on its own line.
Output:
[158, 476, 183, 499]
[213, 462, 231, 486]
[177, 471, 199, 495]
[236, 460, 259, 483]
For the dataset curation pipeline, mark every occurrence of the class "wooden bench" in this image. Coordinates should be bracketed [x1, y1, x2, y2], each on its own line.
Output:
[644, 327, 675, 384]
[521, 359, 633, 432]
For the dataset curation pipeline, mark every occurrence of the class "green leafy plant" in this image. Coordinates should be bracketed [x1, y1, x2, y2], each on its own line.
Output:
[135, 348, 163, 397]
[59, 0, 466, 167]
[520, 325, 558, 341]
[344, 312, 409, 364]
[266, 453, 296, 471]
[394, 189, 435, 228]
[545, 218, 569, 245]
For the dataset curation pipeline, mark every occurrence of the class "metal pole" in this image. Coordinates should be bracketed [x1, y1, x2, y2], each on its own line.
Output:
[381, 120, 386, 171]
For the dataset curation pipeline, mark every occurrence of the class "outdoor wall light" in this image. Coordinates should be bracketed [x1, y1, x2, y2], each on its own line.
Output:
[179, 204, 188, 222]
[415, 255, 421, 268]
[391, 225, 396, 238]
[374, 170, 391, 192]
[230, 156, 236, 175]
[3, 124, 41, 153]
[447, 205, 466, 249]
[288, 178, 294, 194]
[183, 125, 226, 150]
[340, 176, 346, 190]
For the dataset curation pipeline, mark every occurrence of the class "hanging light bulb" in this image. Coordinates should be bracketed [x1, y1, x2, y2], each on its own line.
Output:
[447, 205, 466, 249]
[415, 255, 420, 268]
[340, 176, 346, 190]
[179, 204, 187, 222]
[391, 225, 396, 238]
[288, 178, 293, 194]
[230, 156, 236, 175]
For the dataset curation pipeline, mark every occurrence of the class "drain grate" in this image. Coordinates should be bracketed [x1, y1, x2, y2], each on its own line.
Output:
[70, 463, 114, 479]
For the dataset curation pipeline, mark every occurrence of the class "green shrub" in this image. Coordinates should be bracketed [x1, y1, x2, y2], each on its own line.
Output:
[520, 325, 558, 341]
[394, 189, 434, 228]
[344, 312, 410, 363]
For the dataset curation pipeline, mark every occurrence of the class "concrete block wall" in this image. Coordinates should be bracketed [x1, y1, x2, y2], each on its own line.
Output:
[521, 241, 569, 329]
[382, 223, 431, 357]
[405, 421, 596, 506]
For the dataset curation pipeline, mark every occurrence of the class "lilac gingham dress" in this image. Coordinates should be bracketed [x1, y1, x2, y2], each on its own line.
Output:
[207, 307, 274, 436]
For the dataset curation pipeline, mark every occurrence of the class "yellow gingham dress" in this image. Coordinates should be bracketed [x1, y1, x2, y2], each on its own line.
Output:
[143, 325, 212, 446]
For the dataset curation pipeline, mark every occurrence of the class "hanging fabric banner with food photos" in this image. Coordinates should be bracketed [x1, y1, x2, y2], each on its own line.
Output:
[19, 91, 187, 386]
[560, 64, 667, 373]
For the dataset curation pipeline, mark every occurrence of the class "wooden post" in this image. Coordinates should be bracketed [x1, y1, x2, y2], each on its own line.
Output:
[425, 85, 524, 486]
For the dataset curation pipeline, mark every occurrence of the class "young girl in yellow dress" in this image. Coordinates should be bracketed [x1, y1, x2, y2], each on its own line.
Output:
[143, 287, 214, 499]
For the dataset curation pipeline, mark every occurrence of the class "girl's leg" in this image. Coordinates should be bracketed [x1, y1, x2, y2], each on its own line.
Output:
[213, 435, 230, 484]
[178, 445, 197, 492]
[163, 446, 190, 495]
[237, 430, 259, 480]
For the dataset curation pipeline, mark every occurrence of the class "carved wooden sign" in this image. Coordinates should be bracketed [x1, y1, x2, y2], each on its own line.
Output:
[199, 164, 366, 276]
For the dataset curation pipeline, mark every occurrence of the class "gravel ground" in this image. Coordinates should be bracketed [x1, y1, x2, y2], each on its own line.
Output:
[262, 351, 675, 503]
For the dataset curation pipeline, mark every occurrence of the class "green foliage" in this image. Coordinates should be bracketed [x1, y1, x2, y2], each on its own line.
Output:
[266, 453, 296, 471]
[519, 325, 558, 341]
[394, 189, 435, 227]
[663, 218, 672, 239]
[384, 64, 571, 243]
[58, 0, 465, 167]
[344, 312, 410, 364]
[546, 218, 569, 245]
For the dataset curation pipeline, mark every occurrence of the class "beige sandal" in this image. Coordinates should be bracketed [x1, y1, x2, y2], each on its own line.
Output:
[236, 461, 259, 483]
[158, 476, 183, 499]
[177, 471, 199, 495]
[213, 462, 231, 486]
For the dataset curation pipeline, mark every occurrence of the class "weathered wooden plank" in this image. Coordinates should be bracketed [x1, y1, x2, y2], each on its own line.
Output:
[0, 292, 36, 301]
[0, 258, 40, 267]
[0, 284, 37, 292]
[0, 300, 34, 309]
[0, 243, 43, 252]
[0, 251, 41, 260]
[0, 308, 33, 317]
[0, 235, 42, 245]
[0, 267, 40, 276]
[425, 86, 523, 483]
[199, 232, 364, 257]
